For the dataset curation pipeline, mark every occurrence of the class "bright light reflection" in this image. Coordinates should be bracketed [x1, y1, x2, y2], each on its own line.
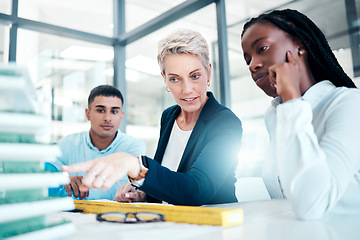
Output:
[60, 46, 113, 61]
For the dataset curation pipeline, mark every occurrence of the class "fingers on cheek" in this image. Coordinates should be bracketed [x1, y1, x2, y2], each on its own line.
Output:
[270, 68, 277, 77]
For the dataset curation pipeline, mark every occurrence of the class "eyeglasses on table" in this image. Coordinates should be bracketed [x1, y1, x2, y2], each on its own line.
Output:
[96, 212, 165, 223]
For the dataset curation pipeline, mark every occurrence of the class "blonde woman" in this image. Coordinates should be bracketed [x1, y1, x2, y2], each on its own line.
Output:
[64, 29, 242, 206]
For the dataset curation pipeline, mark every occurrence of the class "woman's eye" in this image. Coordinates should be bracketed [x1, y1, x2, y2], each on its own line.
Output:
[97, 109, 105, 113]
[192, 74, 200, 80]
[111, 110, 118, 114]
[170, 78, 178, 83]
[258, 46, 268, 53]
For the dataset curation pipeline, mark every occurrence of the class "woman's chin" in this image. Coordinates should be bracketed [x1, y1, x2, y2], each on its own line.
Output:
[261, 87, 278, 98]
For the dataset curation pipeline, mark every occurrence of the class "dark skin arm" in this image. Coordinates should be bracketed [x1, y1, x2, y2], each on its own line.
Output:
[63, 175, 89, 200]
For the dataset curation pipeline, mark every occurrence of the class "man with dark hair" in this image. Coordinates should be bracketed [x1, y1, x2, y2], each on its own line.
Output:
[48, 85, 145, 200]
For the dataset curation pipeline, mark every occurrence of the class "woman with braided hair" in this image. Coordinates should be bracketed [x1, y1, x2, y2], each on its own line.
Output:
[241, 9, 360, 219]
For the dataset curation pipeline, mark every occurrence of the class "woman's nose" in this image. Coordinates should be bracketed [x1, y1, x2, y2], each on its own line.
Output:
[182, 79, 193, 93]
[249, 58, 263, 73]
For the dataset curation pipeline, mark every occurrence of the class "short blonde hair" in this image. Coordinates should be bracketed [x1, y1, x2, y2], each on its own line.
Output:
[157, 28, 210, 74]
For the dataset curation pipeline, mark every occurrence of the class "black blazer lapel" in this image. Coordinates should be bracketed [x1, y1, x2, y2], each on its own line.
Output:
[177, 92, 219, 172]
[177, 118, 204, 172]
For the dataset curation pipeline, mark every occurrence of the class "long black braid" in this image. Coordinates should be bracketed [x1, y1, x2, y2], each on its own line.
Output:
[241, 9, 356, 88]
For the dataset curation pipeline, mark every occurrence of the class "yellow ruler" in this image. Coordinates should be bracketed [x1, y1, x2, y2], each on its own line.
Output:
[74, 200, 243, 227]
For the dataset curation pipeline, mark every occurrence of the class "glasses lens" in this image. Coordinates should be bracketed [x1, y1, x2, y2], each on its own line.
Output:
[96, 212, 164, 223]
[136, 212, 163, 222]
[99, 212, 127, 222]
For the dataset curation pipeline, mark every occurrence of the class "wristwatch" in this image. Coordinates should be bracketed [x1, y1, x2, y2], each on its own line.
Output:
[139, 155, 149, 169]
[128, 155, 148, 188]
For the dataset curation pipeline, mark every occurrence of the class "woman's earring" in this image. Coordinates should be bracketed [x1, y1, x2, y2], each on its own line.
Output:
[166, 87, 170, 92]
[298, 49, 304, 55]
[207, 81, 210, 87]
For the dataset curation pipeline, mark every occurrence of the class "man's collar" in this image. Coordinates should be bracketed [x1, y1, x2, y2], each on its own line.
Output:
[86, 130, 118, 153]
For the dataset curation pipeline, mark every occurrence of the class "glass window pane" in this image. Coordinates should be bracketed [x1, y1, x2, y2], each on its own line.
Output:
[16, 28, 114, 142]
[18, 0, 113, 37]
[0, 0, 11, 14]
[226, 0, 290, 27]
[126, 3, 217, 156]
[0, 24, 9, 63]
[125, 0, 186, 32]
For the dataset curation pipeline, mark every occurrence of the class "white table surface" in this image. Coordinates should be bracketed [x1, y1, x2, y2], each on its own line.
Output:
[50, 199, 360, 240]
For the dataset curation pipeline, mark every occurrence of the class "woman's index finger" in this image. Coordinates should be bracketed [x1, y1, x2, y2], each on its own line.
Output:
[62, 159, 95, 173]
[286, 50, 296, 63]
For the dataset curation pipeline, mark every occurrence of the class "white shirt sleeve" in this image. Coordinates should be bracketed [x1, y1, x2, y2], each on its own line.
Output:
[275, 95, 360, 219]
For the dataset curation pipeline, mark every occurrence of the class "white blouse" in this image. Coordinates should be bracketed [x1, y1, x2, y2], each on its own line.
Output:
[162, 120, 192, 171]
[263, 80, 360, 219]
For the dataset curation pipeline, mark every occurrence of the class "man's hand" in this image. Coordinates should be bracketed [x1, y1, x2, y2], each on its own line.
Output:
[63, 175, 89, 199]
[115, 183, 146, 203]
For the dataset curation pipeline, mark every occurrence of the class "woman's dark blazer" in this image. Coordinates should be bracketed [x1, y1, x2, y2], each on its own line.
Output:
[139, 92, 242, 206]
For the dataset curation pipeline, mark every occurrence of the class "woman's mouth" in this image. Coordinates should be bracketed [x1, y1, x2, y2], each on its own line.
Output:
[253, 73, 268, 83]
[182, 97, 197, 102]
[253, 73, 269, 86]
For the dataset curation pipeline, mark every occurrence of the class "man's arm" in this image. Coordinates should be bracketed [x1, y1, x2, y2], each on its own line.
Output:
[47, 135, 90, 199]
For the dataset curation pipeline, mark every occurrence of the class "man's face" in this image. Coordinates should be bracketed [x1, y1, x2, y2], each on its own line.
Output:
[85, 95, 124, 139]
